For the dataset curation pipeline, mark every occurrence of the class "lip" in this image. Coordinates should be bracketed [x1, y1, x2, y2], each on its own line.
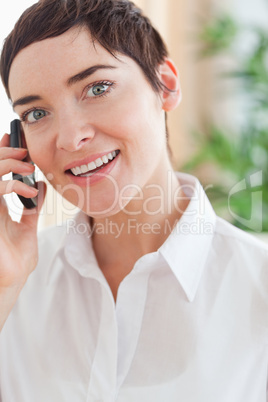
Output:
[65, 151, 120, 186]
[64, 150, 119, 172]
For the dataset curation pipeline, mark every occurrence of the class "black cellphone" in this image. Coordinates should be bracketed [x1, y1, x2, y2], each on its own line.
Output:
[10, 119, 38, 209]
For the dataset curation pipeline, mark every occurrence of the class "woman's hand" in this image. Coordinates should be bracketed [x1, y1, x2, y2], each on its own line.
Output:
[0, 133, 46, 330]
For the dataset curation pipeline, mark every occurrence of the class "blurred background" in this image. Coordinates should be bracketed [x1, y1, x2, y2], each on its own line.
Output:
[0, 0, 267, 236]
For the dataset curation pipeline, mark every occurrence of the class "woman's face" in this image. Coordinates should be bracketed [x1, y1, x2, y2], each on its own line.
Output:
[9, 27, 177, 218]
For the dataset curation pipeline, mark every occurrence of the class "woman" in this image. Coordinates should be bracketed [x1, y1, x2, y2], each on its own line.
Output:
[0, 1, 267, 401]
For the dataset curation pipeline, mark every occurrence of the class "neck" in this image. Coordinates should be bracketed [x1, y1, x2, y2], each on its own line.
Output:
[92, 170, 189, 266]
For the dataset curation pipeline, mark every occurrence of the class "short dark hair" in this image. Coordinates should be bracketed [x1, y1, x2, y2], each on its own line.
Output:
[0, 0, 169, 99]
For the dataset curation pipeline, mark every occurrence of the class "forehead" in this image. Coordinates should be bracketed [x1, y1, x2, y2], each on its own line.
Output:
[8, 27, 135, 101]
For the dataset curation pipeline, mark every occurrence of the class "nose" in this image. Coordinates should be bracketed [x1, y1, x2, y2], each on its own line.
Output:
[56, 109, 96, 152]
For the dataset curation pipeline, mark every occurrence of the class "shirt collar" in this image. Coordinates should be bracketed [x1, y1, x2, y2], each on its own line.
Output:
[159, 172, 216, 302]
[64, 212, 105, 281]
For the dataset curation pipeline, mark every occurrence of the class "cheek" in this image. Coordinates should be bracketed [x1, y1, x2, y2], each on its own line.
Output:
[29, 148, 49, 173]
[25, 134, 55, 172]
[104, 89, 159, 137]
[26, 144, 43, 167]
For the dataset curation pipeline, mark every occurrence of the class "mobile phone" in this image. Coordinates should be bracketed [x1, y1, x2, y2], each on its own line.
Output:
[10, 119, 38, 209]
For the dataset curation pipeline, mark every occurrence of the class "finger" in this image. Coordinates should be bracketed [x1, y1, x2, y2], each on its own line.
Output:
[20, 181, 47, 227]
[0, 133, 28, 162]
[0, 133, 10, 147]
[0, 147, 28, 162]
[0, 159, 34, 177]
[0, 179, 39, 198]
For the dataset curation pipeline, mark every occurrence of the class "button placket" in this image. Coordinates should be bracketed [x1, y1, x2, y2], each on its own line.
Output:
[87, 284, 118, 402]
[115, 259, 153, 391]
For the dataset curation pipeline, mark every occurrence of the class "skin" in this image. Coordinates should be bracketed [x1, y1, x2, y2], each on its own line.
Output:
[0, 136, 46, 330]
[1, 26, 187, 302]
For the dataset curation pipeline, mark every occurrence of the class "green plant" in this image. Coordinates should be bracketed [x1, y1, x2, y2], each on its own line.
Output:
[184, 14, 268, 232]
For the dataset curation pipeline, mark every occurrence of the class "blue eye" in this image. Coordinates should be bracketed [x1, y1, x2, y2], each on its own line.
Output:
[86, 83, 111, 98]
[26, 109, 47, 123]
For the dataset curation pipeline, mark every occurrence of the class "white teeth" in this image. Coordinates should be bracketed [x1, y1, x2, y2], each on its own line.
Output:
[102, 155, 109, 164]
[81, 165, 88, 173]
[70, 151, 118, 176]
[88, 161, 97, 170]
[95, 158, 103, 168]
[73, 167, 80, 175]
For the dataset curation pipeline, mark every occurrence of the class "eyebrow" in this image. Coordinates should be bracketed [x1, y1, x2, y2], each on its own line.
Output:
[13, 95, 42, 109]
[67, 64, 117, 86]
[12, 64, 117, 109]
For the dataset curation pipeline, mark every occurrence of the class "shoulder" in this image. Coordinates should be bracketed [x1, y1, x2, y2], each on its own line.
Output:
[211, 217, 268, 296]
[214, 216, 268, 259]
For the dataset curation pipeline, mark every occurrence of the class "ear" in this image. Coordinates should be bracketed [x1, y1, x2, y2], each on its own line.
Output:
[158, 58, 181, 112]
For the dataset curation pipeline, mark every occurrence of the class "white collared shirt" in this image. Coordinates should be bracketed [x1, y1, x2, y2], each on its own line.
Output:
[0, 173, 267, 402]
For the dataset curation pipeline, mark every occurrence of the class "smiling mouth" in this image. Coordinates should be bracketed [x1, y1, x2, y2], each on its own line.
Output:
[68, 150, 120, 177]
